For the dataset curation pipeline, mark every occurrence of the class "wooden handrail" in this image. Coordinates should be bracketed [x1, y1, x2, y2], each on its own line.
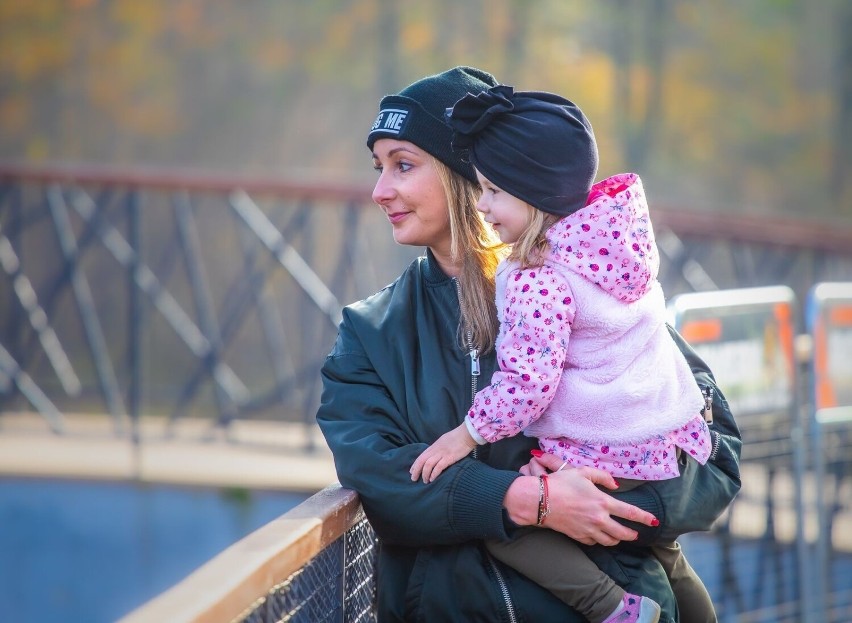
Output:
[0, 162, 372, 202]
[118, 483, 363, 623]
[650, 204, 852, 257]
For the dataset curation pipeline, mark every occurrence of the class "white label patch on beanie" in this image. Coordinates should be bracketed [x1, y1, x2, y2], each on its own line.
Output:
[370, 107, 409, 137]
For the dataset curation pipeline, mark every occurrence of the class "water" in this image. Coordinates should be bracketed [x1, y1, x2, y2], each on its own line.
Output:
[0, 478, 309, 623]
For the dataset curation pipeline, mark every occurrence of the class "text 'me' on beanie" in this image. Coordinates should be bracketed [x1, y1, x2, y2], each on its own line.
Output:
[447, 84, 599, 217]
[367, 66, 498, 183]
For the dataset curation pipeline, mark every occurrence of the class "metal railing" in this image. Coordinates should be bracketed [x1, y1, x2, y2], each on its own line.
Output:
[670, 284, 852, 622]
[0, 163, 415, 449]
[2, 163, 851, 445]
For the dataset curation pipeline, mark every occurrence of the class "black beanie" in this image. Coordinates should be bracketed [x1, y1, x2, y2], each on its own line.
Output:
[367, 66, 498, 182]
[447, 84, 599, 216]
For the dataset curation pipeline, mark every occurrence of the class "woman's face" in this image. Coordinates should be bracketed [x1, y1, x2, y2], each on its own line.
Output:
[474, 169, 531, 244]
[371, 138, 452, 258]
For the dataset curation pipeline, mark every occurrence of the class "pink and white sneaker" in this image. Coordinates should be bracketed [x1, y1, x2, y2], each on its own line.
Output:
[601, 593, 661, 623]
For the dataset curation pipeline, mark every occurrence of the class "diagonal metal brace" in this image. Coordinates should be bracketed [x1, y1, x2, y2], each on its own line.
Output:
[0, 223, 81, 397]
[229, 190, 343, 328]
[0, 341, 64, 433]
[68, 188, 250, 407]
[47, 185, 128, 431]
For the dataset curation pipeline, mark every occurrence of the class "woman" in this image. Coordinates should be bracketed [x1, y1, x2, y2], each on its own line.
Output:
[317, 66, 741, 622]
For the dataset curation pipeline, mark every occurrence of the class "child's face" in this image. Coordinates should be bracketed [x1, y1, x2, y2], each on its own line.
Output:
[474, 169, 532, 244]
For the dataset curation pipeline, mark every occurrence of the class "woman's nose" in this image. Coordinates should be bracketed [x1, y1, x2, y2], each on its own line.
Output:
[372, 171, 394, 205]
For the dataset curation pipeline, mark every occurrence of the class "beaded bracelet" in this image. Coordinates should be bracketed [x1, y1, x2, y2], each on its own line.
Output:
[536, 474, 551, 525]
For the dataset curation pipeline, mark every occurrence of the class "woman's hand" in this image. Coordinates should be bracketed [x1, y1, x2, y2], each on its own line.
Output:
[410, 423, 478, 483]
[504, 452, 659, 546]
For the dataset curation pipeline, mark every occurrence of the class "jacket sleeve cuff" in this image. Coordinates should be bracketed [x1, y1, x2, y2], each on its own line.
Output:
[610, 486, 665, 545]
[449, 460, 521, 541]
[464, 416, 488, 445]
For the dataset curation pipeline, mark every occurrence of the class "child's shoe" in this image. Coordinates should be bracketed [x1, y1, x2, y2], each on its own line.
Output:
[601, 593, 661, 623]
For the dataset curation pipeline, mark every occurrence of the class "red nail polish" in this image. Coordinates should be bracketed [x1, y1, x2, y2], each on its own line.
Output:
[613, 480, 620, 488]
[651, 518, 660, 527]
[530, 449, 543, 458]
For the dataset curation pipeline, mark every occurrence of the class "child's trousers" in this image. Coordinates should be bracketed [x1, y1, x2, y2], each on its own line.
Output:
[486, 529, 715, 622]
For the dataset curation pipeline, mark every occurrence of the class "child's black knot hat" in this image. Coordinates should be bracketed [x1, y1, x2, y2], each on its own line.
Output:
[447, 84, 599, 216]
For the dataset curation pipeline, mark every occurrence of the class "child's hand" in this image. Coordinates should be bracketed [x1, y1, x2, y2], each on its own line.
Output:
[410, 423, 478, 483]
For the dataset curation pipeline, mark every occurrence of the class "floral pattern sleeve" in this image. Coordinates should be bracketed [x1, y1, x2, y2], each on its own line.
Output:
[467, 264, 576, 443]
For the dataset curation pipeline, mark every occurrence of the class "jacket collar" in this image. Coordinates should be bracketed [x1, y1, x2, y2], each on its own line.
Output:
[423, 248, 454, 285]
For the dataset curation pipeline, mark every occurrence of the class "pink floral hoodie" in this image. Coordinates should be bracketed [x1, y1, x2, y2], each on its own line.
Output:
[465, 173, 710, 480]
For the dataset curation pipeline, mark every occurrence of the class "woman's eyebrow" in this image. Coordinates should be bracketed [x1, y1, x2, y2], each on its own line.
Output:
[372, 146, 418, 161]
[387, 146, 417, 157]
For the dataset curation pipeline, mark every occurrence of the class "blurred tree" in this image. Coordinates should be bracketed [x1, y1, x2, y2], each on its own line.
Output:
[832, 0, 852, 208]
[610, 0, 667, 171]
[375, 0, 400, 95]
[0, 0, 846, 219]
[609, 0, 668, 171]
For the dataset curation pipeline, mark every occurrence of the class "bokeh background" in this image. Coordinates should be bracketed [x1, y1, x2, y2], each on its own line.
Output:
[1, 2, 852, 623]
[2, 0, 850, 220]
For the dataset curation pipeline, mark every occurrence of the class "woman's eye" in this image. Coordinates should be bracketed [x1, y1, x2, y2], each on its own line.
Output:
[398, 161, 412, 173]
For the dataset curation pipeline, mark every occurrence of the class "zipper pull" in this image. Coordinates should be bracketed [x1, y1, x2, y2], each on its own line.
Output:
[701, 386, 714, 424]
[470, 348, 480, 376]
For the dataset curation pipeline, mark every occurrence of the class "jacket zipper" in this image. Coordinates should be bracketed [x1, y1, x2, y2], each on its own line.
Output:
[700, 385, 722, 461]
[709, 430, 722, 462]
[455, 278, 518, 623]
[455, 278, 481, 451]
[487, 553, 519, 623]
[700, 386, 714, 424]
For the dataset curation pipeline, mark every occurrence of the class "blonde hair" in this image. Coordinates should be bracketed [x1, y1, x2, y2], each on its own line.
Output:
[432, 157, 506, 354]
[507, 205, 561, 270]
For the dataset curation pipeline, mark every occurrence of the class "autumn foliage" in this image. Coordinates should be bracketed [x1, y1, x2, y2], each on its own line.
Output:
[0, 0, 849, 219]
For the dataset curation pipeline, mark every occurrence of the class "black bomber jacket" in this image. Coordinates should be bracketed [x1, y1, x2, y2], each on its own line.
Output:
[317, 250, 741, 623]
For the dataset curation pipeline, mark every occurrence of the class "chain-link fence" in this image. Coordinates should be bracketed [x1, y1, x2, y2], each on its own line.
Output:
[236, 517, 377, 623]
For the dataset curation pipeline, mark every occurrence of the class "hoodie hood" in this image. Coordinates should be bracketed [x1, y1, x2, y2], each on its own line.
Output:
[545, 173, 659, 303]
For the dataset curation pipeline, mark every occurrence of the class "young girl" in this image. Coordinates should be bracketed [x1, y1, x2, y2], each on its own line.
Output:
[410, 85, 715, 623]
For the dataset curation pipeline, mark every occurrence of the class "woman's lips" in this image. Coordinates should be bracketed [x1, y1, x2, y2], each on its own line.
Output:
[387, 211, 409, 224]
